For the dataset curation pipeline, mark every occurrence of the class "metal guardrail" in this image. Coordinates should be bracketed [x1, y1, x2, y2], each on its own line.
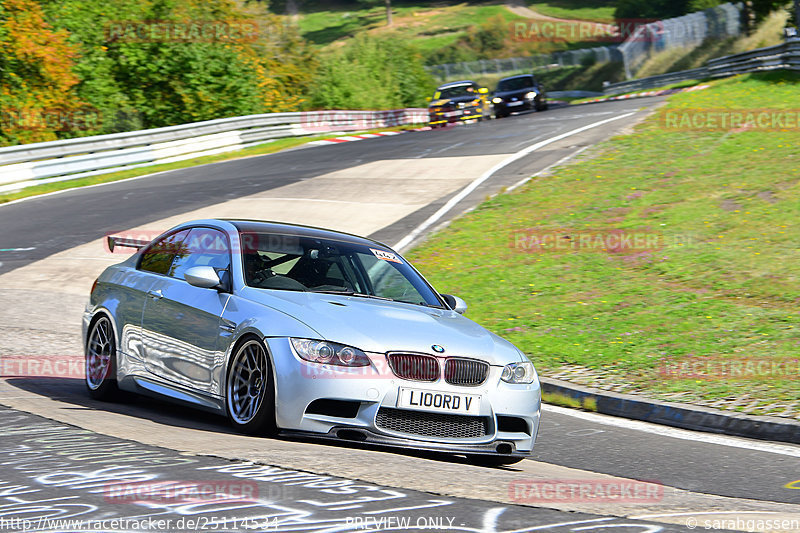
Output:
[0, 109, 427, 192]
[426, 3, 743, 83]
[620, 3, 743, 79]
[426, 46, 623, 81]
[603, 38, 800, 95]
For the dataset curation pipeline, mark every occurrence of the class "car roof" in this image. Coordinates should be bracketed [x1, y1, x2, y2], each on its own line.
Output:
[221, 219, 389, 248]
[499, 74, 534, 82]
[436, 80, 476, 89]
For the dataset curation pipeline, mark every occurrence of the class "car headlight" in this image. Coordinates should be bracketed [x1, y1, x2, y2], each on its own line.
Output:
[501, 361, 536, 384]
[525, 91, 537, 100]
[290, 338, 370, 367]
[492, 97, 503, 104]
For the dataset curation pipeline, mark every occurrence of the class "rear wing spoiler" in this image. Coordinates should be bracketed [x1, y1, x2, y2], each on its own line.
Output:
[107, 235, 150, 253]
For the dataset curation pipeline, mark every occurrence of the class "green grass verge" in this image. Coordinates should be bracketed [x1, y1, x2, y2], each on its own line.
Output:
[542, 391, 598, 411]
[298, 2, 523, 52]
[408, 71, 800, 411]
[526, 1, 617, 23]
[0, 126, 419, 205]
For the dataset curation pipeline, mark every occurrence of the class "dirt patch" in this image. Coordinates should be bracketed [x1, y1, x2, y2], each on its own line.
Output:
[757, 190, 778, 204]
[720, 198, 743, 211]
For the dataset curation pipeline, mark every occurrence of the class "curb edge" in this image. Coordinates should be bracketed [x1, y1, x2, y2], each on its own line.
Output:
[540, 376, 800, 444]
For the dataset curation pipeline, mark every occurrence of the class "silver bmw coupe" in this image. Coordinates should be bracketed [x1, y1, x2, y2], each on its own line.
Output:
[84, 219, 541, 465]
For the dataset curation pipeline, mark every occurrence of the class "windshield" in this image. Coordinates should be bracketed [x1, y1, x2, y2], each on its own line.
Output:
[497, 76, 534, 92]
[434, 84, 476, 100]
[240, 232, 444, 308]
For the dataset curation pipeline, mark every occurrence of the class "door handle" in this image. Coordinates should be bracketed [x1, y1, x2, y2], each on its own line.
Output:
[147, 289, 163, 300]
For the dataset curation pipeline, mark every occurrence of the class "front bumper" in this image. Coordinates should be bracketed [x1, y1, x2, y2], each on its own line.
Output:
[494, 99, 534, 115]
[266, 337, 541, 455]
[280, 427, 529, 457]
[429, 106, 484, 126]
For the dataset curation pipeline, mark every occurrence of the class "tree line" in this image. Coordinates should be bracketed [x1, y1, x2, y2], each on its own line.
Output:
[0, 0, 433, 146]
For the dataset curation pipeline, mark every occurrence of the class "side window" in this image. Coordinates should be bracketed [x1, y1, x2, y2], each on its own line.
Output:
[170, 227, 231, 280]
[139, 230, 190, 275]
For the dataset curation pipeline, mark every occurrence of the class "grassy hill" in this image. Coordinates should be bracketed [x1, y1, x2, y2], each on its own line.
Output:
[285, 1, 619, 62]
[407, 71, 800, 418]
[526, 1, 616, 22]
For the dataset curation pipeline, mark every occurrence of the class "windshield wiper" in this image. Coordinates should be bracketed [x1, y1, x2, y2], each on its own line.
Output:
[311, 289, 395, 301]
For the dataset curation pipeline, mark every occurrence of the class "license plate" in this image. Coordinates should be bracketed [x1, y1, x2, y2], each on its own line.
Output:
[508, 101, 523, 107]
[444, 110, 462, 117]
[397, 387, 481, 415]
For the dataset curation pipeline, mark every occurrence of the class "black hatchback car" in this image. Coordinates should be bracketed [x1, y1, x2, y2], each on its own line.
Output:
[492, 74, 548, 118]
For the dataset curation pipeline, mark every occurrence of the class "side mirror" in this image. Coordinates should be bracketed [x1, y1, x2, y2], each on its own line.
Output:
[185, 266, 222, 290]
[478, 87, 489, 94]
[425, 96, 432, 102]
[441, 294, 468, 315]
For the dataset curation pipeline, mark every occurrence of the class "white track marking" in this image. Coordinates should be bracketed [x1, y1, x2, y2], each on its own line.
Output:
[543, 404, 800, 457]
[392, 112, 636, 251]
[482, 507, 506, 531]
[0, 247, 35, 252]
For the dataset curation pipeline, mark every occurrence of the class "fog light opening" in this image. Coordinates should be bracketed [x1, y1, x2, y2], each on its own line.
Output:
[496, 443, 513, 455]
[337, 429, 367, 442]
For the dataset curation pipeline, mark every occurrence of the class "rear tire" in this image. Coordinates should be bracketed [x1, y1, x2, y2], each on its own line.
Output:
[85, 315, 120, 401]
[226, 337, 277, 436]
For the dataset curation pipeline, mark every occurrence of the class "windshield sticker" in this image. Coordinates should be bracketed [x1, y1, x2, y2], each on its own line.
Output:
[371, 248, 402, 264]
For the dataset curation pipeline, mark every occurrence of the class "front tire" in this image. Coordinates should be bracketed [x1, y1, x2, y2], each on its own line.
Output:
[85, 315, 120, 401]
[226, 337, 277, 436]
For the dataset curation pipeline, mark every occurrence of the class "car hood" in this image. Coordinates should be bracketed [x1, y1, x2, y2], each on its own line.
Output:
[430, 95, 480, 107]
[240, 288, 523, 366]
[495, 88, 537, 99]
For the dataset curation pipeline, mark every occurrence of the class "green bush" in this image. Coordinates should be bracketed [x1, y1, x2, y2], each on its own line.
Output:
[25, 0, 314, 136]
[426, 14, 509, 65]
[310, 34, 435, 110]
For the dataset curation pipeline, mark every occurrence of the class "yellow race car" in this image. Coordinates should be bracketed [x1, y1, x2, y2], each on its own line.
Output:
[428, 81, 492, 128]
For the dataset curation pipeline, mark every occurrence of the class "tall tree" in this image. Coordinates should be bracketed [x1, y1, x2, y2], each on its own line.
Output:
[356, 0, 392, 26]
[0, 0, 86, 144]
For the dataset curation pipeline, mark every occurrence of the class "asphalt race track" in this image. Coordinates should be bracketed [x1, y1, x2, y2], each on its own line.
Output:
[1, 100, 798, 532]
